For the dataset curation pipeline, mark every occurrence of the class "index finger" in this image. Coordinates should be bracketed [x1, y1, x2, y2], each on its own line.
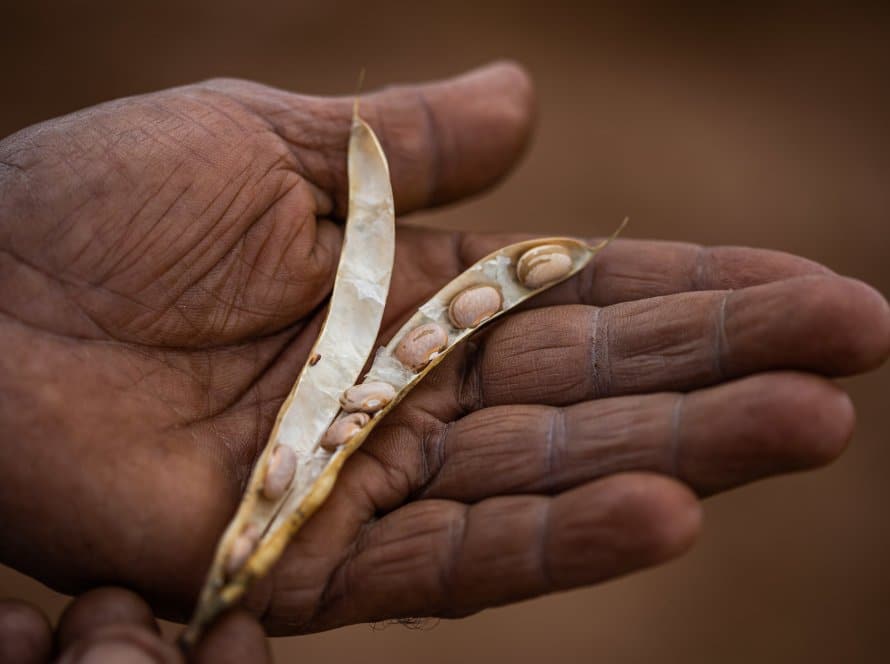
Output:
[457, 232, 832, 307]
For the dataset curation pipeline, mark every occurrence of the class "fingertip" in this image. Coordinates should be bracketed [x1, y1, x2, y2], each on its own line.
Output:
[727, 275, 890, 379]
[368, 61, 537, 213]
[469, 59, 536, 137]
[773, 373, 856, 469]
[430, 60, 536, 206]
[836, 277, 890, 372]
[0, 599, 52, 664]
[549, 474, 702, 590]
[796, 276, 890, 374]
[192, 610, 270, 664]
[57, 587, 158, 650]
[612, 473, 703, 563]
[818, 383, 857, 465]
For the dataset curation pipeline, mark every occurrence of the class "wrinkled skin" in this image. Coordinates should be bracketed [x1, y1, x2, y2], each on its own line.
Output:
[0, 62, 888, 637]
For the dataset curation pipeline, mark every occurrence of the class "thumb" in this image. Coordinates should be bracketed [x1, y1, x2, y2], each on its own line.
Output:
[208, 61, 536, 216]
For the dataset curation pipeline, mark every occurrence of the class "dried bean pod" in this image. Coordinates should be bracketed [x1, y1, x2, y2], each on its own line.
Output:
[183, 103, 396, 648]
[238, 226, 624, 611]
[184, 109, 627, 646]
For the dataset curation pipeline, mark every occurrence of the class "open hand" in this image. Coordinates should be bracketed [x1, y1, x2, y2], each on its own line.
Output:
[1, 62, 887, 635]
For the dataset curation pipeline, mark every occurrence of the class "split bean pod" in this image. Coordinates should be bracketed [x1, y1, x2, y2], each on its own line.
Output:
[183, 102, 625, 646]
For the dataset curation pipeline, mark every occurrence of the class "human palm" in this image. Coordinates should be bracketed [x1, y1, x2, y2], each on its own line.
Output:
[0, 63, 887, 636]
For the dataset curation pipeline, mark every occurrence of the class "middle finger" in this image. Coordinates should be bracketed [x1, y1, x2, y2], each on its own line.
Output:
[452, 274, 887, 410]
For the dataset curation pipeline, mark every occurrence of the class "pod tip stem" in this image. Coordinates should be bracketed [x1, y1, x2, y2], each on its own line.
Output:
[353, 67, 367, 117]
[587, 216, 629, 252]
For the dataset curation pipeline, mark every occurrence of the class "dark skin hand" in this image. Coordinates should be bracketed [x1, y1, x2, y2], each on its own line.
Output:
[0, 62, 888, 637]
[0, 588, 269, 663]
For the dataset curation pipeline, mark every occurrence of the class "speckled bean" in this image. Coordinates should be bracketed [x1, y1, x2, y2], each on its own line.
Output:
[320, 412, 370, 451]
[393, 323, 448, 371]
[340, 382, 396, 413]
[516, 244, 573, 288]
[262, 445, 297, 501]
[448, 285, 503, 329]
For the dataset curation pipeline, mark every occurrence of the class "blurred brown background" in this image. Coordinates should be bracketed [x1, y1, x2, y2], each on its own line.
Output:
[1, 1, 889, 662]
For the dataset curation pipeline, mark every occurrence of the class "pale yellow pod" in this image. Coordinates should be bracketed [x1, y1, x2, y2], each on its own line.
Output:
[183, 103, 396, 648]
[183, 107, 627, 649]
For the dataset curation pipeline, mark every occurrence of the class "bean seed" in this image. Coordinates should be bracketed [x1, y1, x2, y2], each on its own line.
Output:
[340, 382, 396, 413]
[516, 244, 573, 289]
[393, 323, 448, 371]
[320, 412, 370, 451]
[226, 524, 260, 576]
[448, 285, 503, 329]
[262, 445, 297, 501]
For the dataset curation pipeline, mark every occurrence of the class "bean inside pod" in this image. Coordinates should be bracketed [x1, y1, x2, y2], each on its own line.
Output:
[516, 244, 573, 288]
[393, 322, 448, 371]
[340, 381, 396, 413]
[262, 445, 297, 501]
[448, 284, 503, 329]
[321, 412, 370, 451]
[225, 524, 261, 576]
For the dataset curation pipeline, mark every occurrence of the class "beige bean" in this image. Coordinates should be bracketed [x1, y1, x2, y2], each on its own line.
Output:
[448, 285, 503, 329]
[226, 523, 260, 576]
[262, 445, 297, 501]
[340, 382, 396, 413]
[320, 412, 370, 451]
[516, 244, 573, 289]
[393, 323, 449, 371]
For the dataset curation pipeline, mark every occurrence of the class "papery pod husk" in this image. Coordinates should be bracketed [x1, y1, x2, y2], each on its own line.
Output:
[182, 105, 395, 647]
